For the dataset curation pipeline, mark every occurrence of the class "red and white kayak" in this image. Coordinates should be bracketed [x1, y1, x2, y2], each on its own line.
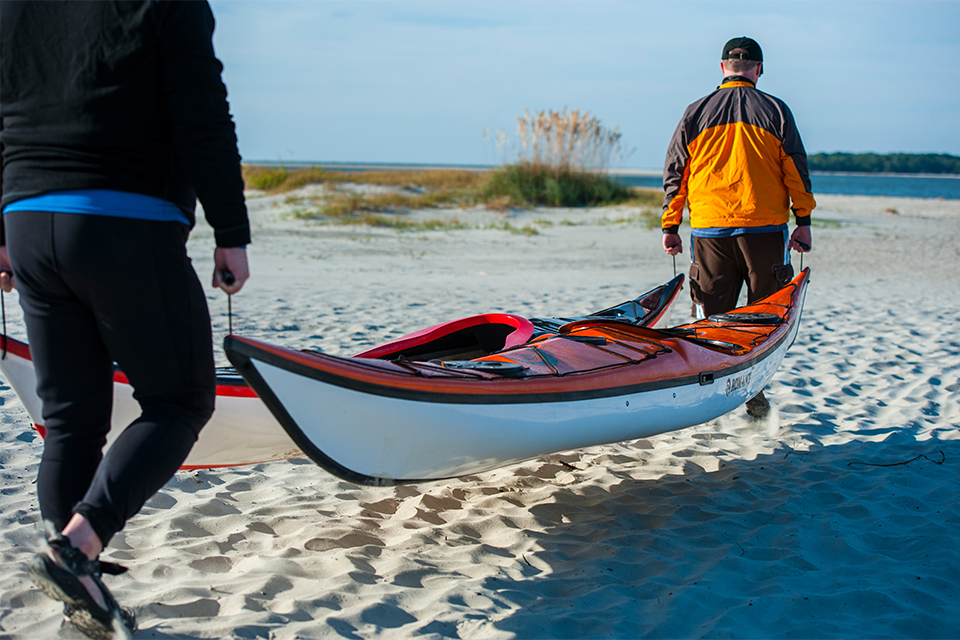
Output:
[0, 336, 300, 469]
[224, 270, 808, 485]
[0, 275, 684, 471]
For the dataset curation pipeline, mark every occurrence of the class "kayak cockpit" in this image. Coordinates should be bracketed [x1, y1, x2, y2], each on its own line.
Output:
[353, 314, 535, 362]
[531, 279, 680, 335]
[351, 276, 684, 363]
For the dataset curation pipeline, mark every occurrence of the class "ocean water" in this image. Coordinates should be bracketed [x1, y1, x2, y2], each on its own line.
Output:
[615, 172, 960, 200]
[254, 161, 960, 201]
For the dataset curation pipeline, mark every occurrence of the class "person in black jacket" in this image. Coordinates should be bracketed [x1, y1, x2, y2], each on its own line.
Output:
[0, 2, 250, 637]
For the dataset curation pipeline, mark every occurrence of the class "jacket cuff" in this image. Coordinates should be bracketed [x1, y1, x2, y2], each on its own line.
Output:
[214, 225, 252, 248]
[794, 215, 811, 227]
[662, 225, 680, 235]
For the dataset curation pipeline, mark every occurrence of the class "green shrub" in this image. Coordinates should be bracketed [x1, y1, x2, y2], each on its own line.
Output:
[480, 163, 633, 207]
[243, 166, 290, 190]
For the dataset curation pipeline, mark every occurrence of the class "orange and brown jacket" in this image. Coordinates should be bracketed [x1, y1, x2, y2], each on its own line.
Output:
[661, 76, 815, 233]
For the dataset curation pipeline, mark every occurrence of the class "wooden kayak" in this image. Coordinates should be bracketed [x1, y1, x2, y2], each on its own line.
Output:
[224, 269, 809, 485]
[0, 275, 684, 470]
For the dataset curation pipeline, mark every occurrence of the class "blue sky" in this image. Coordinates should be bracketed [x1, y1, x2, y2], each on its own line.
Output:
[208, 0, 960, 169]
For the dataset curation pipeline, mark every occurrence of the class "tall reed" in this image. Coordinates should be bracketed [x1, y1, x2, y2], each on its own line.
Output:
[483, 108, 633, 207]
[514, 107, 627, 174]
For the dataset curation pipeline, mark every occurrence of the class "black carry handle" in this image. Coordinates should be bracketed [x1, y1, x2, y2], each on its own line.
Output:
[793, 240, 809, 271]
[1, 270, 10, 359]
[1, 277, 6, 359]
[220, 270, 235, 335]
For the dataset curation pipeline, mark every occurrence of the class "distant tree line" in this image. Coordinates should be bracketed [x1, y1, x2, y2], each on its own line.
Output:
[807, 152, 960, 174]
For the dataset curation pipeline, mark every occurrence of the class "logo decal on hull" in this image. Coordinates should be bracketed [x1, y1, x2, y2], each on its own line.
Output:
[725, 372, 752, 396]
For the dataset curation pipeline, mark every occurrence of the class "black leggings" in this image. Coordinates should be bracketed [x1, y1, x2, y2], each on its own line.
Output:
[5, 211, 215, 545]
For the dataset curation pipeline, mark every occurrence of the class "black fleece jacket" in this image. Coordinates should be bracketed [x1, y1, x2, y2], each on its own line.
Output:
[0, 0, 250, 247]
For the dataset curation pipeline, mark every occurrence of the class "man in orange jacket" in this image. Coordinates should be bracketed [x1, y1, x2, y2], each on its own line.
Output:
[661, 36, 814, 418]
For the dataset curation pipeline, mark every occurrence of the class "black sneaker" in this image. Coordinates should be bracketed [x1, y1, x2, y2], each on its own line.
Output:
[745, 390, 770, 419]
[27, 535, 136, 640]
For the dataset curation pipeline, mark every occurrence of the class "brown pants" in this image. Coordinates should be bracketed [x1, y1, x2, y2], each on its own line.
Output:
[689, 232, 794, 318]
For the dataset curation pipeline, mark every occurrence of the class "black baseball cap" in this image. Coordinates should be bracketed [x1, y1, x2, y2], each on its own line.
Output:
[721, 37, 762, 62]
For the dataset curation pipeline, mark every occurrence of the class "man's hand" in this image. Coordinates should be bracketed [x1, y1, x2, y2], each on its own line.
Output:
[213, 246, 249, 295]
[0, 246, 14, 293]
[662, 233, 683, 256]
[788, 226, 812, 252]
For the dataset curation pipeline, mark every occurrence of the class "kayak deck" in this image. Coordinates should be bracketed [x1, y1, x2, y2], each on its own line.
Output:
[223, 270, 808, 484]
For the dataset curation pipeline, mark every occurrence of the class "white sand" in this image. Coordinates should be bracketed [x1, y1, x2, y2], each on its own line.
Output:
[1, 188, 959, 638]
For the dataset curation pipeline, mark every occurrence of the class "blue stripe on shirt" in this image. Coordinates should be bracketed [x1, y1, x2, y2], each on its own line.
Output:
[691, 224, 787, 238]
[2, 189, 191, 225]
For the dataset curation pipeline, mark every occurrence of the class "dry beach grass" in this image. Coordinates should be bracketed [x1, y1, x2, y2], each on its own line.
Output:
[0, 185, 958, 638]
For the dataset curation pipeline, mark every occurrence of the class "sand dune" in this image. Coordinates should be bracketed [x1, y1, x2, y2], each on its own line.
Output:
[1, 189, 958, 638]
